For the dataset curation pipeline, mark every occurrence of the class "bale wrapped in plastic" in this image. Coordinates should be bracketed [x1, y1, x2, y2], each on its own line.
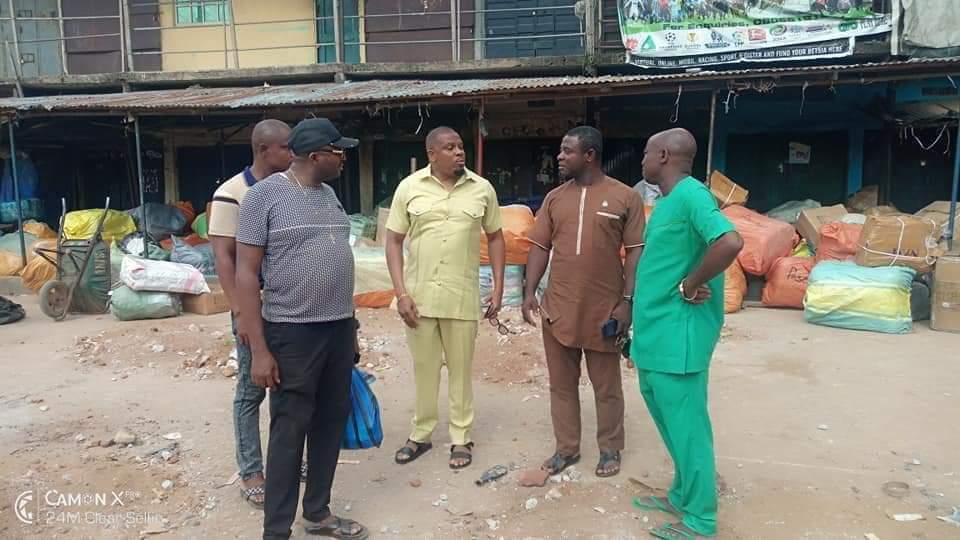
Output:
[120, 232, 170, 261]
[815, 223, 862, 263]
[803, 261, 915, 334]
[724, 261, 747, 314]
[63, 209, 136, 244]
[352, 246, 394, 308]
[127, 202, 189, 241]
[762, 257, 814, 309]
[111, 285, 182, 321]
[18, 240, 58, 292]
[722, 205, 795, 276]
[170, 236, 216, 275]
[766, 199, 821, 225]
[480, 265, 524, 307]
[120, 256, 210, 295]
[480, 204, 534, 265]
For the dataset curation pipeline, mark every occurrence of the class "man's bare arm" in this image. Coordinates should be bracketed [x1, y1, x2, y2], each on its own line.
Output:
[485, 230, 506, 318]
[683, 232, 744, 292]
[210, 235, 240, 315]
[385, 230, 419, 328]
[522, 244, 550, 326]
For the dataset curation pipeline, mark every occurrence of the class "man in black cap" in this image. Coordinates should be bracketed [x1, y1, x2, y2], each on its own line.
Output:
[236, 118, 369, 540]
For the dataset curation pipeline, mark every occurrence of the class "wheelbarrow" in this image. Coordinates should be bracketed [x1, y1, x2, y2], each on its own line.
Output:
[36, 198, 112, 321]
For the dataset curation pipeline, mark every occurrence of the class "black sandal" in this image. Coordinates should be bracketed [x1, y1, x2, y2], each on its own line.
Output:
[596, 451, 621, 478]
[303, 515, 369, 539]
[542, 452, 581, 475]
[449, 442, 474, 470]
[394, 440, 433, 465]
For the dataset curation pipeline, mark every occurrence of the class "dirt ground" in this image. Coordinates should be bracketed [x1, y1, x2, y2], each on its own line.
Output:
[0, 297, 958, 540]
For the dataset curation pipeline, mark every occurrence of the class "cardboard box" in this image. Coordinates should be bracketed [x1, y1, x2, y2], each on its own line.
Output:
[797, 204, 847, 250]
[708, 171, 748, 208]
[915, 201, 960, 240]
[854, 214, 943, 274]
[374, 207, 391, 247]
[931, 255, 960, 333]
[181, 279, 230, 315]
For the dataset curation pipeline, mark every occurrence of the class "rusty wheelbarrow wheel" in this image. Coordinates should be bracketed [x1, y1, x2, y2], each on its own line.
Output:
[39, 280, 70, 320]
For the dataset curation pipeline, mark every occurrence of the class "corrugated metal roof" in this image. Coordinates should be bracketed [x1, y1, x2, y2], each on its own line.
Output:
[1, 57, 958, 114]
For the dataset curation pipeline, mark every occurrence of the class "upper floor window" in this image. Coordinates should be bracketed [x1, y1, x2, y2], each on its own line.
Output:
[176, 0, 229, 26]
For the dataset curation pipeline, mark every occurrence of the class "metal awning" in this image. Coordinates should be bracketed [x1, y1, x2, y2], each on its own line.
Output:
[0, 57, 958, 116]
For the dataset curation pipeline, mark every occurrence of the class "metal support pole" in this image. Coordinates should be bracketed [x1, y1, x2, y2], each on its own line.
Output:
[133, 116, 148, 258]
[56, 0, 68, 75]
[121, 0, 133, 71]
[333, 0, 344, 63]
[449, 0, 457, 61]
[7, 119, 26, 266]
[948, 113, 959, 252]
[4, 41, 23, 97]
[6, 0, 21, 71]
[221, 1, 229, 68]
[474, 0, 485, 60]
[476, 100, 485, 176]
[706, 90, 717, 179]
[584, 0, 598, 63]
[227, 0, 240, 68]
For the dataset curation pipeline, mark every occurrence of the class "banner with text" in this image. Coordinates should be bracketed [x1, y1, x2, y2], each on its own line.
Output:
[618, 0, 891, 68]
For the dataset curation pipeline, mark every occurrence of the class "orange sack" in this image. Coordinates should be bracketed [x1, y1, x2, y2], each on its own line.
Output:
[722, 205, 795, 276]
[480, 204, 534, 265]
[761, 257, 814, 309]
[815, 223, 862, 263]
[724, 261, 747, 314]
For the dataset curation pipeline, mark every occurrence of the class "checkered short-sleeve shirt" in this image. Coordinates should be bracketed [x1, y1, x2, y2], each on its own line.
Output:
[236, 173, 355, 323]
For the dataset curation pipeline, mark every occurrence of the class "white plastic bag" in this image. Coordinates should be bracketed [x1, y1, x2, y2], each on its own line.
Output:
[120, 255, 210, 295]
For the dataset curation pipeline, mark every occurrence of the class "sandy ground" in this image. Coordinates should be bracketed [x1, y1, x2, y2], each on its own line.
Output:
[0, 297, 958, 540]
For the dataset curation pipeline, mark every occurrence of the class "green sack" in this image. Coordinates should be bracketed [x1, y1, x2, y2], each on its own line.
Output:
[61, 240, 111, 314]
[191, 212, 208, 239]
[111, 285, 181, 321]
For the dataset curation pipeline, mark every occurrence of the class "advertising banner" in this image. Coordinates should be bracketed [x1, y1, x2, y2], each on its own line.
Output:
[618, 0, 891, 68]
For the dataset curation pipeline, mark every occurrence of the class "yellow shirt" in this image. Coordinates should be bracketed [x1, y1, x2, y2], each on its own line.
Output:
[386, 166, 502, 321]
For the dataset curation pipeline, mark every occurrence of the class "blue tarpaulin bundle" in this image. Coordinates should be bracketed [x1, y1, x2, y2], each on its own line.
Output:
[341, 368, 383, 450]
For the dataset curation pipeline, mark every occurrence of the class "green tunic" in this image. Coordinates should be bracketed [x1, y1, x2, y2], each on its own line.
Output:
[631, 176, 735, 374]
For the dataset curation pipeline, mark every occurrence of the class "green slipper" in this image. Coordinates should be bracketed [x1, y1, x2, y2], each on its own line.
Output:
[633, 496, 682, 518]
[649, 522, 714, 539]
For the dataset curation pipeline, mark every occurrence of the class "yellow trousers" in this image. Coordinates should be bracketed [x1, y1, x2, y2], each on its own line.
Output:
[405, 317, 478, 446]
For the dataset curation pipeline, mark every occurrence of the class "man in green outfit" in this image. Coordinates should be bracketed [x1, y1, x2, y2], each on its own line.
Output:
[630, 128, 743, 539]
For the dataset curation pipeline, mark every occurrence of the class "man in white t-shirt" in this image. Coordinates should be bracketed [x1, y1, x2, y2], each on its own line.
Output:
[209, 119, 292, 510]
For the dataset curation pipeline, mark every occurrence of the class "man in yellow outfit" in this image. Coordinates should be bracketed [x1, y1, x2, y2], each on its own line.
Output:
[385, 126, 505, 470]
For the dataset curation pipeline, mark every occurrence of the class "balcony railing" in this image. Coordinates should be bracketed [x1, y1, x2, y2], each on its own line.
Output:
[0, 0, 603, 79]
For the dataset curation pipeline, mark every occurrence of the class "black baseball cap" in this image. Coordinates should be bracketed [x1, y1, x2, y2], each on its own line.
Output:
[289, 118, 359, 156]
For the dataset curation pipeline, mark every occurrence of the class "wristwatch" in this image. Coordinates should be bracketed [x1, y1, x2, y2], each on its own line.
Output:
[622, 294, 634, 304]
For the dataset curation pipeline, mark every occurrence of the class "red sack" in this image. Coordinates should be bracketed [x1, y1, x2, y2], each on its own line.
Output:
[761, 257, 814, 309]
[815, 223, 862, 263]
[722, 205, 795, 276]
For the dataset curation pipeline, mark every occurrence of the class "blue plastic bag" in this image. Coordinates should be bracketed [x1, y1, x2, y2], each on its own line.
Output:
[341, 368, 383, 450]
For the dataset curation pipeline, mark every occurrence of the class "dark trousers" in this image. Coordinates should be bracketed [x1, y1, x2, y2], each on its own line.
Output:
[542, 322, 625, 456]
[262, 318, 356, 540]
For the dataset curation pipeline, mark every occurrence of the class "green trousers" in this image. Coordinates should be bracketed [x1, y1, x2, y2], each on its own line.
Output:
[639, 369, 717, 537]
